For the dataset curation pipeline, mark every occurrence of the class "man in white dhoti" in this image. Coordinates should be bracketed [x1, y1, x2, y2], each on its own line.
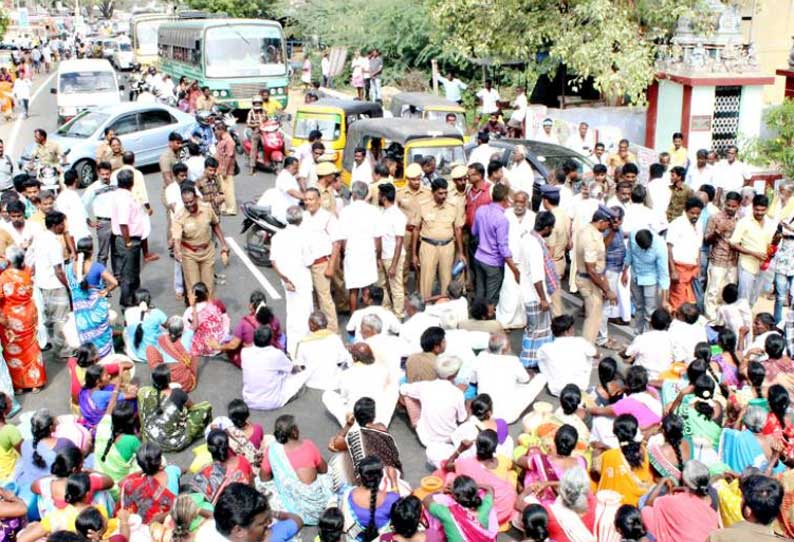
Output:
[496, 191, 535, 329]
[270, 205, 314, 356]
[336, 181, 382, 312]
[294, 311, 352, 391]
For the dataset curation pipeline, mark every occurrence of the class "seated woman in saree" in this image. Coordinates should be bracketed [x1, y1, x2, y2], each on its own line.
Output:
[182, 282, 230, 357]
[124, 289, 167, 362]
[148, 493, 213, 542]
[208, 290, 286, 367]
[0, 487, 27, 542]
[260, 414, 334, 525]
[328, 397, 405, 493]
[201, 399, 265, 471]
[339, 456, 400, 541]
[720, 404, 784, 474]
[0, 393, 21, 484]
[187, 429, 254, 505]
[146, 315, 199, 392]
[118, 442, 181, 525]
[68, 344, 134, 415]
[138, 364, 212, 453]
[593, 357, 624, 406]
[423, 474, 498, 542]
[759, 384, 794, 466]
[77, 364, 137, 435]
[519, 385, 590, 460]
[94, 401, 141, 499]
[65, 237, 118, 360]
[726, 360, 768, 426]
[0, 245, 46, 393]
[589, 366, 662, 448]
[647, 413, 691, 487]
[31, 445, 113, 519]
[640, 460, 720, 542]
[668, 373, 724, 453]
[449, 394, 514, 461]
[443, 430, 517, 531]
[593, 414, 653, 507]
[515, 425, 587, 506]
[713, 328, 740, 388]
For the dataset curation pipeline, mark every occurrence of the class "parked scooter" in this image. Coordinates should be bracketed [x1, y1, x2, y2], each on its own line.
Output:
[240, 200, 286, 267]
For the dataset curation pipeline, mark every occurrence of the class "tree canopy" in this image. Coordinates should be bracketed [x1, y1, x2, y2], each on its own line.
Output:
[183, 0, 272, 19]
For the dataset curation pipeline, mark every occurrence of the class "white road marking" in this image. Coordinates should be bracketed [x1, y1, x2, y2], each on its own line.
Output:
[7, 71, 57, 157]
[225, 236, 282, 300]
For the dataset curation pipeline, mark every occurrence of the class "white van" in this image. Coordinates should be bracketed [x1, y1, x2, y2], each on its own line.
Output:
[52, 59, 122, 124]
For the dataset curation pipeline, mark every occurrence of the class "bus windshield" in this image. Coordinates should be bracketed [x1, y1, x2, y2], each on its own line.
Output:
[205, 25, 285, 78]
[136, 20, 164, 55]
[60, 71, 116, 94]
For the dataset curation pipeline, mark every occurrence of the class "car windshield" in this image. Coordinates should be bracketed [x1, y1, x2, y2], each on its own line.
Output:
[57, 110, 108, 138]
[118, 42, 132, 52]
[60, 71, 116, 94]
[205, 25, 285, 78]
[408, 144, 466, 175]
[294, 113, 341, 141]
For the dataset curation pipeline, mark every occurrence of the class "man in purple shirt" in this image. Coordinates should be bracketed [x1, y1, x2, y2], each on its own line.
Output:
[471, 183, 520, 311]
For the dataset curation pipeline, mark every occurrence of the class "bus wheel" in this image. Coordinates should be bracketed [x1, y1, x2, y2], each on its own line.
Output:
[75, 160, 96, 188]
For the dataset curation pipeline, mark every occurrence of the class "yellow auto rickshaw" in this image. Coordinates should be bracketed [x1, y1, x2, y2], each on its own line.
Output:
[389, 92, 467, 132]
[341, 118, 466, 187]
[290, 98, 383, 170]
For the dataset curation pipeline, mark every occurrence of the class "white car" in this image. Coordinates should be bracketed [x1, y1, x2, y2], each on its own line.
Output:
[111, 40, 134, 70]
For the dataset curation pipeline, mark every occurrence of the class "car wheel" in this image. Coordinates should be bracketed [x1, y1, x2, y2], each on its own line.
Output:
[75, 159, 96, 188]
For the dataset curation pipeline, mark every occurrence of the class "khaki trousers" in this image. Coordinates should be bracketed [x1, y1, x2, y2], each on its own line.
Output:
[576, 275, 603, 344]
[310, 259, 338, 332]
[704, 263, 737, 320]
[182, 246, 216, 298]
[403, 228, 415, 288]
[551, 257, 566, 316]
[418, 240, 455, 300]
[220, 174, 236, 214]
[378, 252, 406, 318]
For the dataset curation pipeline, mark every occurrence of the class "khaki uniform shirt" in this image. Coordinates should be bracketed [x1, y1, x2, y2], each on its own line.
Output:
[172, 202, 218, 252]
[576, 222, 605, 275]
[32, 140, 62, 166]
[318, 183, 337, 216]
[446, 187, 467, 225]
[195, 95, 215, 111]
[95, 142, 112, 163]
[405, 352, 437, 383]
[196, 174, 224, 216]
[547, 206, 571, 261]
[417, 199, 463, 240]
[159, 148, 180, 185]
[397, 186, 431, 227]
[109, 152, 124, 172]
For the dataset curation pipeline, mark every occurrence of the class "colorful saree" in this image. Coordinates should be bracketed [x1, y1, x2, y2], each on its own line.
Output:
[146, 331, 198, 392]
[647, 434, 688, 481]
[522, 450, 587, 505]
[612, 391, 663, 428]
[682, 406, 723, 451]
[65, 262, 113, 359]
[425, 492, 498, 542]
[94, 415, 140, 499]
[0, 267, 44, 390]
[187, 301, 227, 357]
[265, 442, 334, 525]
[450, 456, 517, 530]
[595, 448, 652, 506]
[78, 386, 115, 434]
[641, 492, 719, 542]
[187, 457, 252, 504]
[138, 387, 211, 453]
[119, 467, 180, 524]
[719, 427, 784, 474]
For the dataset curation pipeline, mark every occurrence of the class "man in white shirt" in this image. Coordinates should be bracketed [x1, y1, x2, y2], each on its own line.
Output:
[399, 354, 467, 467]
[647, 163, 671, 216]
[685, 149, 714, 190]
[436, 72, 467, 104]
[3, 199, 41, 249]
[323, 342, 393, 427]
[276, 156, 304, 209]
[565, 121, 596, 155]
[297, 140, 325, 190]
[28, 211, 70, 360]
[270, 206, 314, 356]
[294, 311, 351, 391]
[184, 143, 205, 181]
[346, 285, 401, 342]
[400, 294, 442, 353]
[507, 145, 533, 196]
[351, 147, 373, 185]
[55, 170, 90, 245]
[716, 145, 751, 201]
[12, 76, 31, 118]
[623, 184, 667, 235]
[376, 183, 407, 318]
[362, 313, 410, 384]
[470, 334, 546, 423]
[534, 118, 559, 144]
[467, 131, 497, 168]
[508, 86, 528, 136]
[666, 197, 704, 311]
[301, 187, 339, 331]
[669, 303, 708, 362]
[537, 314, 597, 396]
[321, 51, 331, 87]
[624, 308, 674, 379]
[476, 79, 500, 115]
[81, 161, 117, 267]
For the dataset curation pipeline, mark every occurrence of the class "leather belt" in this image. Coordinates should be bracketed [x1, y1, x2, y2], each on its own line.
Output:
[96, 217, 111, 222]
[421, 237, 453, 246]
[312, 255, 330, 265]
[577, 272, 604, 278]
[406, 225, 416, 232]
[181, 241, 209, 252]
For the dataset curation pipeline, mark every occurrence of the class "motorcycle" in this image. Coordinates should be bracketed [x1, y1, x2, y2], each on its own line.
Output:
[240, 200, 285, 267]
[20, 148, 71, 195]
[242, 117, 285, 173]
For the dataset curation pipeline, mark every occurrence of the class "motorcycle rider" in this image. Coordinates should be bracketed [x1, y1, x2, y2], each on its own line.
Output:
[196, 86, 216, 112]
[191, 111, 216, 155]
[259, 87, 282, 117]
[246, 95, 267, 175]
[31, 128, 63, 167]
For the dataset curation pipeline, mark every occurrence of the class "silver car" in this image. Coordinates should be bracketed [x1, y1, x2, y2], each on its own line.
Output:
[50, 102, 196, 186]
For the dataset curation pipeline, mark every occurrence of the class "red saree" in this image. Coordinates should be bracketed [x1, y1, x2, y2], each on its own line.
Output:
[146, 334, 199, 392]
[0, 267, 45, 389]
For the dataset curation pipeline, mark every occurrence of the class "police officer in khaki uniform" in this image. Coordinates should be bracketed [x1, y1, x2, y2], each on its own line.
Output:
[397, 163, 431, 281]
[173, 185, 230, 298]
[31, 128, 63, 166]
[315, 161, 338, 216]
[412, 178, 465, 300]
[574, 204, 616, 344]
[447, 164, 468, 224]
[541, 184, 571, 316]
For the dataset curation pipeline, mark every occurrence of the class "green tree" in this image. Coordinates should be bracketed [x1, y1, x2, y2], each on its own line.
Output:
[744, 99, 794, 179]
[182, 0, 272, 18]
[430, 0, 704, 104]
[0, 10, 8, 42]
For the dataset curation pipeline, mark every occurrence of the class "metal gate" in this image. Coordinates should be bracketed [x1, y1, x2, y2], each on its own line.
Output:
[712, 85, 742, 155]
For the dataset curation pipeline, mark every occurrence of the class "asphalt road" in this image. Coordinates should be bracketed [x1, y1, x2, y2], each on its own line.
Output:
[4, 65, 639, 539]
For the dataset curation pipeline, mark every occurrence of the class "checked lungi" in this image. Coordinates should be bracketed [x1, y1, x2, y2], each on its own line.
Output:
[519, 301, 553, 368]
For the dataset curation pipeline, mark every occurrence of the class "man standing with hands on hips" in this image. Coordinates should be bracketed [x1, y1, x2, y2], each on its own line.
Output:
[575, 205, 616, 344]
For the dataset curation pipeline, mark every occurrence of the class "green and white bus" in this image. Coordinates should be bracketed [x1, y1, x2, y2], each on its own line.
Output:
[130, 13, 174, 67]
[157, 18, 289, 110]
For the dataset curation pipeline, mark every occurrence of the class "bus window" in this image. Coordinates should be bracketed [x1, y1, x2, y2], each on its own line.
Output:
[204, 25, 285, 78]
